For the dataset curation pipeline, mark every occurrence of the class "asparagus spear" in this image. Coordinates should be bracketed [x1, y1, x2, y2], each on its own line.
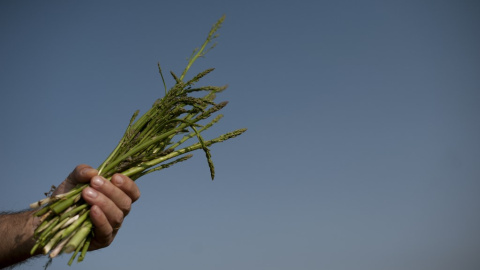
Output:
[29, 15, 246, 265]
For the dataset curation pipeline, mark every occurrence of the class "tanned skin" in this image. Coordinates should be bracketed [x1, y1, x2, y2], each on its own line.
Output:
[0, 164, 140, 268]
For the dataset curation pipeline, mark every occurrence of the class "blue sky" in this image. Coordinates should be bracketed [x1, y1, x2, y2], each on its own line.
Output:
[1, 1, 479, 269]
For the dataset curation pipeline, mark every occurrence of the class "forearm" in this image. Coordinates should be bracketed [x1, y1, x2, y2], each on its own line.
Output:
[0, 210, 41, 268]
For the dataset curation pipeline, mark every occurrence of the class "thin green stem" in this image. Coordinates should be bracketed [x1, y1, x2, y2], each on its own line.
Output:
[59, 204, 88, 221]
[29, 16, 246, 265]
[180, 15, 225, 81]
[101, 121, 193, 174]
[68, 237, 86, 266]
[170, 114, 223, 150]
[65, 219, 92, 253]
[78, 234, 91, 262]
[120, 128, 247, 179]
[51, 193, 82, 214]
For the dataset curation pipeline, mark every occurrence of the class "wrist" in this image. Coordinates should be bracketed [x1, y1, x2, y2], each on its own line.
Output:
[28, 211, 42, 255]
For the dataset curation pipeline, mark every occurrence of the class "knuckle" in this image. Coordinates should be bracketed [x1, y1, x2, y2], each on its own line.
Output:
[121, 197, 132, 215]
[123, 205, 132, 216]
[112, 215, 124, 228]
[124, 196, 132, 206]
[132, 183, 141, 199]
[133, 190, 141, 202]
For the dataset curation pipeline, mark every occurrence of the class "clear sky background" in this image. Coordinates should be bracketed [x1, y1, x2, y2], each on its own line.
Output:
[1, 1, 479, 269]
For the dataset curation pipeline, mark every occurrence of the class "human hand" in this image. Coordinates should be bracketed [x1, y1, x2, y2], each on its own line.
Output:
[53, 164, 141, 250]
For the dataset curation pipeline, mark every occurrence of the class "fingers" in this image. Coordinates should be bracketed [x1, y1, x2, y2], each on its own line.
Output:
[52, 164, 98, 196]
[83, 179, 125, 227]
[67, 164, 99, 184]
[52, 165, 140, 251]
[58, 164, 140, 250]
[89, 205, 114, 249]
[81, 174, 140, 250]
[111, 174, 141, 203]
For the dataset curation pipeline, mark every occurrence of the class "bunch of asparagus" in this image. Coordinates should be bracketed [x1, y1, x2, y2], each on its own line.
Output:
[29, 15, 245, 265]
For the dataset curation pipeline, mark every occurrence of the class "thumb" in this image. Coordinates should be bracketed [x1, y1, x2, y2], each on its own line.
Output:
[52, 164, 98, 196]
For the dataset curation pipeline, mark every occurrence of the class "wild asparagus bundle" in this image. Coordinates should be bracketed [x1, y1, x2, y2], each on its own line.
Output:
[29, 15, 245, 265]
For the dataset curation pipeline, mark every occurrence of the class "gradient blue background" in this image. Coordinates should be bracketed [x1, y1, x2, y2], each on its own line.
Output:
[1, 1, 479, 269]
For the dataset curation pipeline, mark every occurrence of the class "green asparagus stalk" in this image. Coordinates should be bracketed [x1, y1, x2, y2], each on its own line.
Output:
[29, 15, 246, 265]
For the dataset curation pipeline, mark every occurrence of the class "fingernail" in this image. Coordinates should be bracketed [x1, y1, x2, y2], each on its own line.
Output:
[113, 175, 124, 185]
[80, 168, 89, 177]
[85, 188, 98, 198]
[81, 168, 96, 177]
[91, 176, 104, 187]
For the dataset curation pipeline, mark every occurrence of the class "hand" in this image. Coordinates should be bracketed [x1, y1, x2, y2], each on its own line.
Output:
[53, 164, 141, 250]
